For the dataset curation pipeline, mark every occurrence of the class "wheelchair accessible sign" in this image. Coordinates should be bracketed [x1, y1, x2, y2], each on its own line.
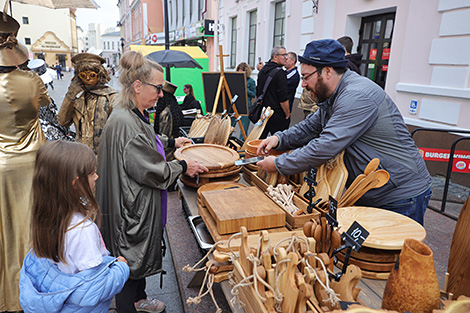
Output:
[419, 148, 470, 173]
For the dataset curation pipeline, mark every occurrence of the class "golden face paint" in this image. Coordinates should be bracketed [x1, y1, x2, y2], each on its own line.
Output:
[78, 70, 99, 85]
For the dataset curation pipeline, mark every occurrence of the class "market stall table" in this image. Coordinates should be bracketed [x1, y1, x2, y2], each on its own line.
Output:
[177, 179, 417, 311]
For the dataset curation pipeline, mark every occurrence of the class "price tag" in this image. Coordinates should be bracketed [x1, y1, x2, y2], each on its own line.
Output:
[328, 195, 337, 220]
[341, 221, 370, 252]
[339, 301, 361, 310]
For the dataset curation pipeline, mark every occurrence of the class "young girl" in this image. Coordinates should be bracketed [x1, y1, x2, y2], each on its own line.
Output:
[19, 140, 129, 312]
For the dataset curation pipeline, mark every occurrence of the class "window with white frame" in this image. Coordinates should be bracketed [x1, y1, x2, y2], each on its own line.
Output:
[248, 10, 257, 69]
[273, 1, 285, 47]
[230, 16, 237, 68]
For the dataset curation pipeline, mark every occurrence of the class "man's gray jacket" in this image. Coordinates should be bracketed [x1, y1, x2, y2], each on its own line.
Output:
[274, 70, 431, 207]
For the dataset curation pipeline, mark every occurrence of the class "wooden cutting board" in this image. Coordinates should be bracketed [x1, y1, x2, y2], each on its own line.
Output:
[325, 150, 348, 199]
[447, 196, 470, 298]
[174, 143, 239, 170]
[196, 181, 247, 198]
[200, 186, 286, 234]
[203, 115, 221, 144]
[337, 206, 426, 250]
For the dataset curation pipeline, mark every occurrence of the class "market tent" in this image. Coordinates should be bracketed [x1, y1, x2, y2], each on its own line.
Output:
[130, 45, 209, 113]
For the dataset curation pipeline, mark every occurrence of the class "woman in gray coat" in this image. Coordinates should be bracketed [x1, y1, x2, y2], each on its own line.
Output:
[96, 51, 207, 313]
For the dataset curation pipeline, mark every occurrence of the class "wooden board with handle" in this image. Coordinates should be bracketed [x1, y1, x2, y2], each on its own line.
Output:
[337, 206, 426, 250]
[447, 196, 470, 298]
[201, 186, 286, 234]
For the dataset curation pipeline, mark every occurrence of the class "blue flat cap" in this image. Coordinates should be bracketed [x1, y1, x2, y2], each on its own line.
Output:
[299, 39, 349, 68]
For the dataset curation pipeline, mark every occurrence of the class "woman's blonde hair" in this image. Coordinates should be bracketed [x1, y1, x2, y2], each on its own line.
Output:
[236, 62, 252, 77]
[118, 51, 163, 109]
[31, 140, 99, 263]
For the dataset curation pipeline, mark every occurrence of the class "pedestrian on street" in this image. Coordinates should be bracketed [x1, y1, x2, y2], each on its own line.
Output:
[257, 39, 431, 225]
[286, 51, 300, 113]
[96, 50, 208, 313]
[55, 63, 62, 79]
[19, 140, 130, 312]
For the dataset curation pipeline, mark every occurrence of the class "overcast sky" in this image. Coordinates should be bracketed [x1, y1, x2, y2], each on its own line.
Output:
[75, 0, 120, 31]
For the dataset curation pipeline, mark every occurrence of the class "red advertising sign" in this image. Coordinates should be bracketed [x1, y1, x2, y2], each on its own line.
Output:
[369, 49, 377, 60]
[382, 65, 388, 71]
[419, 147, 470, 173]
[382, 48, 390, 60]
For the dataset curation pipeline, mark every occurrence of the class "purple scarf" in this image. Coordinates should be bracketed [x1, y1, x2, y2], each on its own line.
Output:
[155, 134, 168, 228]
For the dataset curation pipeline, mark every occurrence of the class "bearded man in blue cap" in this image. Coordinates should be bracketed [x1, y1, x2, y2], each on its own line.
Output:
[257, 39, 432, 225]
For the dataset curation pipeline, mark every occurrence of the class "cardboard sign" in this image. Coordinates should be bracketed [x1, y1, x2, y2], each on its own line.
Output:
[419, 147, 470, 173]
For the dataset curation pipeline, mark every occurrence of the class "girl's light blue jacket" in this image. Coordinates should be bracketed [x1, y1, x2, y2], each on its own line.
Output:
[19, 250, 129, 312]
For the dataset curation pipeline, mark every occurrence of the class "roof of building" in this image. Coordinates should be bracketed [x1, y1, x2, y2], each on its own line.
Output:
[102, 31, 120, 37]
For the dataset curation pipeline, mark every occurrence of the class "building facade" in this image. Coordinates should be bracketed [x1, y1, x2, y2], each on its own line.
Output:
[11, 2, 77, 69]
[102, 31, 122, 66]
[217, 0, 469, 132]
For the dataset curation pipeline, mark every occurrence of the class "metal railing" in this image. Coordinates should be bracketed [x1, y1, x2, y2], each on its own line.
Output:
[411, 128, 470, 220]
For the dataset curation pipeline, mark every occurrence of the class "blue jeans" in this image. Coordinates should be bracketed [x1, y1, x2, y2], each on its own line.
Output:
[380, 187, 432, 226]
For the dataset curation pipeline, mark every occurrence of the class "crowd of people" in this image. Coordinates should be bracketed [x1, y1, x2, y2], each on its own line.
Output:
[1, 8, 432, 313]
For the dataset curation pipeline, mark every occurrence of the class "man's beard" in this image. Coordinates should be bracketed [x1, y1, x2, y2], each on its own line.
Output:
[307, 75, 329, 103]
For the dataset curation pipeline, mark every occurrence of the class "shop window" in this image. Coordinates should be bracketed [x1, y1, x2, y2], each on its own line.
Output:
[230, 16, 237, 68]
[22, 17, 29, 24]
[358, 12, 395, 89]
[273, 1, 285, 47]
[24, 37, 31, 45]
[248, 10, 257, 69]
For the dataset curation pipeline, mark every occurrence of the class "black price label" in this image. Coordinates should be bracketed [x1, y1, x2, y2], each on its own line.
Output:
[339, 301, 361, 310]
[328, 195, 337, 220]
[341, 221, 370, 252]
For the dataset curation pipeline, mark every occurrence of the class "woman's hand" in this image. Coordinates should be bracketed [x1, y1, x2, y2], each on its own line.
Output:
[175, 137, 191, 148]
[117, 256, 128, 264]
[184, 159, 208, 177]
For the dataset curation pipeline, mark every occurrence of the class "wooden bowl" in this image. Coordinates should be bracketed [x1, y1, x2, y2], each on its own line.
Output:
[246, 139, 285, 156]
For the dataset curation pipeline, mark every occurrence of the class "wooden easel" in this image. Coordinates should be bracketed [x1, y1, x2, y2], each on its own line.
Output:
[211, 45, 247, 141]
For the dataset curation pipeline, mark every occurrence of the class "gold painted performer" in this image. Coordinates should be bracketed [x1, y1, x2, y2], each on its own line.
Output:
[58, 53, 117, 154]
[0, 11, 50, 311]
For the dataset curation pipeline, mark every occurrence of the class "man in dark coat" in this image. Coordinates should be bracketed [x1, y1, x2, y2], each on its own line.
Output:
[337, 36, 362, 75]
[256, 46, 290, 138]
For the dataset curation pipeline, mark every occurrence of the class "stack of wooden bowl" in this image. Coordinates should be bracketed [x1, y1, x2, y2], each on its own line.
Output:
[174, 143, 242, 188]
[336, 206, 427, 279]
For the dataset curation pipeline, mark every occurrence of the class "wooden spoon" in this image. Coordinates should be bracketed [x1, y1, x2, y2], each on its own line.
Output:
[343, 169, 390, 207]
[313, 224, 322, 253]
[364, 158, 380, 175]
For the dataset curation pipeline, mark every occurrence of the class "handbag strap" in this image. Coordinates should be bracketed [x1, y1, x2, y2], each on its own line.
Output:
[256, 67, 281, 103]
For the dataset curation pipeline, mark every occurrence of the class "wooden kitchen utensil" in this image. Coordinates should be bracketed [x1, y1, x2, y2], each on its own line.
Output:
[337, 206, 426, 250]
[446, 196, 470, 298]
[339, 169, 390, 207]
[174, 143, 239, 170]
[200, 186, 286, 234]
[203, 115, 221, 144]
[325, 150, 348, 199]
[241, 107, 274, 151]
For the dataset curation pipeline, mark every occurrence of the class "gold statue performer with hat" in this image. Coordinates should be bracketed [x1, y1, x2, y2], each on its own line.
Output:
[58, 52, 117, 154]
[0, 11, 50, 311]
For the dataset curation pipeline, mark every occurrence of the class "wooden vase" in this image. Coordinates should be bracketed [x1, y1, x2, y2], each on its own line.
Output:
[382, 238, 440, 313]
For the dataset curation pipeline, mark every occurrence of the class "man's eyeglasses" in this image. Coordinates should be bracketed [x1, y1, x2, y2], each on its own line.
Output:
[301, 69, 320, 81]
[143, 81, 164, 93]
[276, 53, 288, 57]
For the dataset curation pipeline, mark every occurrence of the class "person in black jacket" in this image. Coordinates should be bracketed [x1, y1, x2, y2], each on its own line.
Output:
[256, 46, 290, 138]
[337, 36, 362, 75]
[181, 84, 201, 111]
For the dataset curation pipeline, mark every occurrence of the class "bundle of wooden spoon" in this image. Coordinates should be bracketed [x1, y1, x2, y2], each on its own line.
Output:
[338, 158, 390, 208]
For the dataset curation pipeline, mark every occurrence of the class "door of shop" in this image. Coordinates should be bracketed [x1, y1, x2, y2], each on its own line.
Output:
[358, 12, 395, 89]
[57, 54, 66, 69]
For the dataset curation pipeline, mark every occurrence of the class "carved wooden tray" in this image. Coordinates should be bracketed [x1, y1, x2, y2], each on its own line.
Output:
[174, 143, 239, 170]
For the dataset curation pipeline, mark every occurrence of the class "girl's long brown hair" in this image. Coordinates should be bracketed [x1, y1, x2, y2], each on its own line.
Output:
[31, 140, 99, 263]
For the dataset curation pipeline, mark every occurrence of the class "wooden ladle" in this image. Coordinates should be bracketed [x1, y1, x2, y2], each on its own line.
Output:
[339, 158, 380, 206]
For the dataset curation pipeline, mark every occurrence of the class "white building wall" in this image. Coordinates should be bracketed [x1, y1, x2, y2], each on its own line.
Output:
[217, 0, 469, 130]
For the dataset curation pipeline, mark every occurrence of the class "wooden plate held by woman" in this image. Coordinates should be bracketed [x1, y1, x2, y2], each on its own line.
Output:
[337, 206, 426, 250]
[174, 144, 239, 170]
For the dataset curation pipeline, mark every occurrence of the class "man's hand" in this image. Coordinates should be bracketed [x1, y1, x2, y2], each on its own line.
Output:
[257, 156, 278, 173]
[257, 136, 280, 155]
[184, 159, 209, 177]
[65, 81, 83, 100]
[256, 62, 264, 71]
[175, 137, 191, 148]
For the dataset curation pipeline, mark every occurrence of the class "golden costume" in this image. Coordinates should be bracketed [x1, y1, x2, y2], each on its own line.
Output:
[58, 53, 117, 154]
[0, 11, 50, 311]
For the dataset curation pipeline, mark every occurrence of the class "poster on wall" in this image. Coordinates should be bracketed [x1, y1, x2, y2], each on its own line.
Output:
[419, 147, 470, 173]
